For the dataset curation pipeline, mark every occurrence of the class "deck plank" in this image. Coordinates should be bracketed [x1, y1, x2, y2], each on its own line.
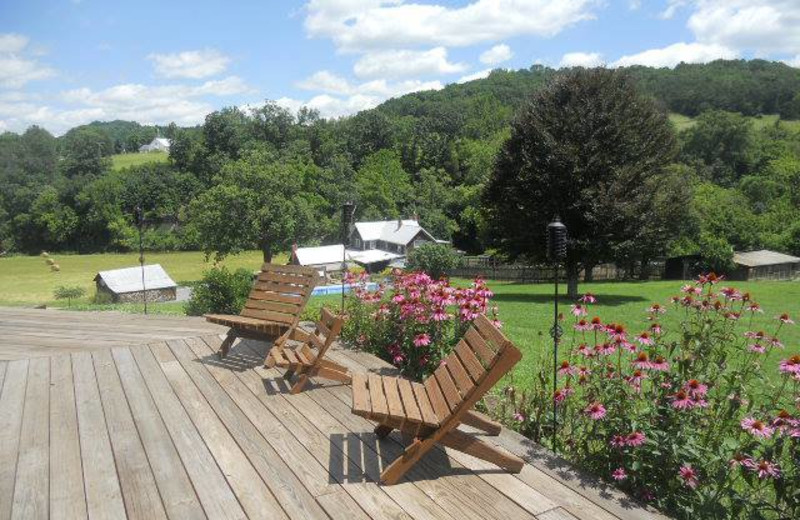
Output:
[0, 359, 28, 520]
[130, 343, 246, 520]
[12, 357, 50, 520]
[169, 337, 329, 520]
[72, 351, 128, 520]
[148, 341, 288, 520]
[111, 346, 207, 520]
[49, 355, 88, 520]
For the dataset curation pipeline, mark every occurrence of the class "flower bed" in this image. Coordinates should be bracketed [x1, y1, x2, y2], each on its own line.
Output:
[492, 274, 798, 519]
[340, 271, 499, 381]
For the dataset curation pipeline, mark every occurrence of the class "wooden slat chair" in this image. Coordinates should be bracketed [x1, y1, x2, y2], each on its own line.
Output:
[205, 263, 320, 358]
[351, 314, 524, 485]
[265, 307, 351, 394]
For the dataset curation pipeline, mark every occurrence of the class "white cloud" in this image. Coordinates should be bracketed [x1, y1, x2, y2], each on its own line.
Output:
[147, 49, 230, 79]
[480, 44, 512, 65]
[353, 47, 467, 79]
[0, 33, 55, 89]
[784, 55, 800, 68]
[613, 42, 737, 68]
[559, 51, 603, 68]
[304, 0, 598, 52]
[659, 0, 688, 19]
[686, 0, 800, 56]
[1, 76, 253, 135]
[279, 76, 443, 118]
[457, 68, 492, 83]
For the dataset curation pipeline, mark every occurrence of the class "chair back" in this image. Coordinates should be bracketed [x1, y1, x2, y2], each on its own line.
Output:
[240, 264, 319, 329]
[303, 307, 344, 362]
[423, 314, 521, 425]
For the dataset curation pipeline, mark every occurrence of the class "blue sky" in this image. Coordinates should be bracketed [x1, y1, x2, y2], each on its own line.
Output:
[1, 1, 799, 135]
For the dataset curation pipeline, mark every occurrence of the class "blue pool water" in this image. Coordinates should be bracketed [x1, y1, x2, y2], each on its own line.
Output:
[311, 282, 378, 296]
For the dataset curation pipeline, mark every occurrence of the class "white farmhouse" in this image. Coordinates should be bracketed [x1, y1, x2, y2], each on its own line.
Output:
[138, 137, 171, 153]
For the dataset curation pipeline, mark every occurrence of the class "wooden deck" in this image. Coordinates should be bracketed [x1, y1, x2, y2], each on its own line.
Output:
[0, 309, 669, 520]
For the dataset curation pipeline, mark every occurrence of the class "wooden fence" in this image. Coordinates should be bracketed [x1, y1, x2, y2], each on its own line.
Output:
[447, 258, 665, 283]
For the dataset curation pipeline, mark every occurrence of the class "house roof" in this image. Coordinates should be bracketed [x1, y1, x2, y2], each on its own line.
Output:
[354, 220, 435, 245]
[294, 244, 347, 266]
[733, 250, 800, 267]
[94, 264, 177, 294]
[347, 249, 402, 265]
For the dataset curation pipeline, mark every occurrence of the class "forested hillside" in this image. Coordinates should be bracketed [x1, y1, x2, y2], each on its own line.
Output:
[1, 60, 799, 269]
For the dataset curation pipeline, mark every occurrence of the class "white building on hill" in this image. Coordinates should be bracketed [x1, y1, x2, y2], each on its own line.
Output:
[139, 137, 171, 153]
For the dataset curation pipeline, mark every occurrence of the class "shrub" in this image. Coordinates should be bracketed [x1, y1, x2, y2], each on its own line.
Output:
[491, 275, 798, 519]
[341, 270, 499, 380]
[184, 266, 253, 316]
[405, 243, 461, 279]
[53, 285, 86, 308]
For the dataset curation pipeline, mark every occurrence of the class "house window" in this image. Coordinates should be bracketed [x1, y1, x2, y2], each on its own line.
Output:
[353, 237, 361, 249]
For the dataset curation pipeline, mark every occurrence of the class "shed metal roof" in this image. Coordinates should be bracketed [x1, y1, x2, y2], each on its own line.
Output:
[733, 250, 800, 267]
[354, 220, 435, 245]
[294, 244, 348, 266]
[94, 264, 177, 294]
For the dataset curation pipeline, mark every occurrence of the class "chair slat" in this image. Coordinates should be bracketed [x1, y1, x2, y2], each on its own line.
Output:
[446, 353, 475, 396]
[247, 291, 304, 305]
[293, 347, 311, 366]
[258, 271, 314, 286]
[382, 377, 405, 419]
[252, 281, 311, 296]
[315, 319, 331, 339]
[455, 341, 485, 383]
[464, 327, 496, 367]
[397, 379, 421, 424]
[412, 382, 439, 427]
[423, 377, 450, 422]
[283, 349, 301, 367]
[352, 372, 370, 413]
[261, 263, 318, 276]
[434, 365, 461, 411]
[245, 300, 300, 314]
[240, 308, 296, 324]
[474, 314, 507, 352]
[368, 374, 388, 417]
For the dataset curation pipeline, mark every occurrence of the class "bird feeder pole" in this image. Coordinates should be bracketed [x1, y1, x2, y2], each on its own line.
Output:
[547, 216, 567, 453]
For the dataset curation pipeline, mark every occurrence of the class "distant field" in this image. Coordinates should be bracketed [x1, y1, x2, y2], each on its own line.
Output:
[111, 151, 169, 171]
[0, 250, 286, 309]
[669, 112, 800, 132]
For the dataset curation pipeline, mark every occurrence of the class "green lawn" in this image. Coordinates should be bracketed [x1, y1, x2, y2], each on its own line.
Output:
[669, 112, 800, 133]
[111, 151, 169, 171]
[0, 250, 286, 310]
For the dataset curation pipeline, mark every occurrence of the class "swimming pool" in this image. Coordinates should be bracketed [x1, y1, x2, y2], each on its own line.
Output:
[311, 282, 378, 296]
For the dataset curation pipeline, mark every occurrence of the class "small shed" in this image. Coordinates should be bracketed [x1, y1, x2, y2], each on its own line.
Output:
[731, 250, 800, 281]
[291, 244, 350, 276]
[94, 264, 177, 303]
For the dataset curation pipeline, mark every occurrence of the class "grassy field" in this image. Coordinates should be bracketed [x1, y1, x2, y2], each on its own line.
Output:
[668, 112, 800, 133]
[111, 151, 169, 171]
[0, 250, 286, 310]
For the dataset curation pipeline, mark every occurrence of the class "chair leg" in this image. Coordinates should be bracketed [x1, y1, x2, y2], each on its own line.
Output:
[439, 429, 524, 473]
[461, 409, 503, 435]
[218, 330, 237, 359]
[315, 366, 352, 384]
[380, 437, 438, 485]
[374, 424, 393, 439]
[290, 374, 309, 394]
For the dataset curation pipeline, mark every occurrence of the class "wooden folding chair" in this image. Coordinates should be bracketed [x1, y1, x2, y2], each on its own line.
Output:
[205, 263, 320, 358]
[351, 314, 524, 485]
[265, 307, 351, 394]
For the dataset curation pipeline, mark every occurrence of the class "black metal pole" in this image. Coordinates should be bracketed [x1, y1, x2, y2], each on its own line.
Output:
[547, 215, 566, 455]
[135, 206, 147, 315]
[552, 263, 558, 453]
[341, 202, 355, 313]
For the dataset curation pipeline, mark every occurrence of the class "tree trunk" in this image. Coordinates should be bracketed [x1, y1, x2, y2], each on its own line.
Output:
[566, 262, 579, 299]
[261, 241, 273, 263]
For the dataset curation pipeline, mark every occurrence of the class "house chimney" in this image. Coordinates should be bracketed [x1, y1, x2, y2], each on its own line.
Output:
[413, 212, 419, 222]
[397, 218, 402, 230]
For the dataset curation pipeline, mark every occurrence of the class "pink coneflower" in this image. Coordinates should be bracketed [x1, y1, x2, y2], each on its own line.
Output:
[576, 344, 593, 357]
[776, 313, 794, 325]
[681, 284, 702, 295]
[626, 431, 646, 447]
[393, 354, 405, 365]
[553, 385, 574, 404]
[513, 412, 526, 422]
[584, 402, 607, 420]
[754, 460, 781, 479]
[690, 396, 708, 408]
[650, 355, 670, 372]
[744, 330, 766, 340]
[720, 287, 742, 301]
[768, 337, 783, 349]
[636, 331, 654, 346]
[577, 366, 591, 377]
[597, 342, 617, 356]
[574, 319, 592, 332]
[612, 468, 627, 481]
[679, 465, 699, 489]
[741, 417, 775, 438]
[779, 355, 800, 375]
[413, 333, 431, 347]
[650, 323, 662, 335]
[698, 272, 722, 285]
[579, 293, 597, 304]
[746, 302, 763, 313]
[632, 352, 652, 369]
[684, 379, 708, 397]
[392, 294, 405, 304]
[729, 453, 755, 469]
[725, 311, 741, 321]
[648, 303, 666, 314]
[626, 369, 646, 391]
[590, 316, 604, 330]
[570, 304, 588, 317]
[671, 390, 694, 410]
[431, 307, 449, 322]
[607, 323, 627, 341]
[558, 360, 577, 376]
[748, 343, 766, 353]
[610, 435, 627, 448]
[771, 410, 798, 433]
